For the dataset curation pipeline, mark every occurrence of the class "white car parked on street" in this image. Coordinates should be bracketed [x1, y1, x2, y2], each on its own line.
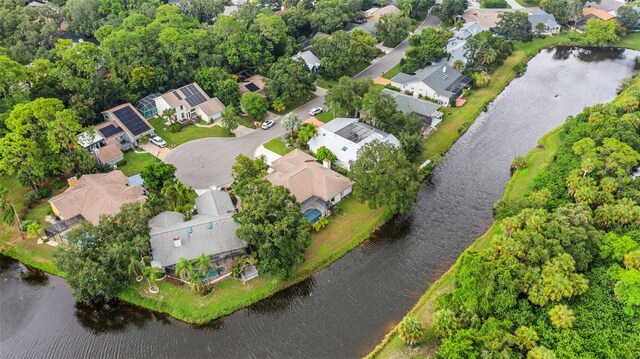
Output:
[309, 107, 323, 116]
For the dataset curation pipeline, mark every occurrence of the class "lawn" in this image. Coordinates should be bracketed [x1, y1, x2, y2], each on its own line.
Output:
[382, 63, 402, 80]
[515, 0, 540, 6]
[317, 61, 372, 89]
[118, 151, 158, 176]
[148, 117, 232, 147]
[263, 138, 293, 156]
[0, 175, 56, 227]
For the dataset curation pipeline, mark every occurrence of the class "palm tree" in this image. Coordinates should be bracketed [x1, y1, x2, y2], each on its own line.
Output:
[127, 254, 144, 281]
[297, 123, 317, 147]
[142, 265, 165, 292]
[194, 254, 214, 279]
[160, 180, 192, 212]
[175, 257, 203, 293]
[402, 4, 412, 17]
[452, 59, 465, 71]
[482, 50, 497, 65]
[162, 108, 177, 124]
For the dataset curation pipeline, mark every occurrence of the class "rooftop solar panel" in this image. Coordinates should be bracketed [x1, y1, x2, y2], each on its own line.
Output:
[245, 83, 260, 92]
[113, 106, 151, 136]
[185, 93, 207, 107]
[173, 91, 182, 100]
[182, 85, 194, 96]
[98, 124, 123, 138]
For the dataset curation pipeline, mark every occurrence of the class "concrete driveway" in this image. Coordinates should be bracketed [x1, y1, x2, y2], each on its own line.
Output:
[140, 143, 172, 160]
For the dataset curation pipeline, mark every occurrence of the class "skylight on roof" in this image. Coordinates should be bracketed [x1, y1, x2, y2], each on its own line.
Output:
[341, 146, 348, 151]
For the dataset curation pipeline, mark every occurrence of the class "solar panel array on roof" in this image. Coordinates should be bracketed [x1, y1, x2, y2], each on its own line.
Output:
[245, 83, 260, 92]
[113, 106, 151, 136]
[98, 124, 123, 138]
[173, 90, 182, 100]
[183, 84, 207, 107]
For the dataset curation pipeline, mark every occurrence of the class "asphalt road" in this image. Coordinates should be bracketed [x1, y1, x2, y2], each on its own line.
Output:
[168, 15, 441, 189]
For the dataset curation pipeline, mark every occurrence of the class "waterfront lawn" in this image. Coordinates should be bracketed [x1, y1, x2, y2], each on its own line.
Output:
[263, 138, 293, 156]
[121, 197, 387, 324]
[148, 118, 232, 147]
[0, 175, 56, 227]
[118, 151, 158, 177]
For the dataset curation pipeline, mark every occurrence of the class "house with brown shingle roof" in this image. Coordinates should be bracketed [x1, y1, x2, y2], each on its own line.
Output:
[365, 5, 402, 21]
[154, 82, 226, 124]
[49, 171, 146, 225]
[266, 149, 352, 222]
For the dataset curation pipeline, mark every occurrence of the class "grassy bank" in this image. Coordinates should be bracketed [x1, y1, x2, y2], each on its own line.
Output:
[367, 124, 564, 359]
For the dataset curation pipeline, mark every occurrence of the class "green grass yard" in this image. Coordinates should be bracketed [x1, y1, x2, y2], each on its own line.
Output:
[117, 151, 158, 177]
[263, 138, 293, 156]
[273, 94, 318, 115]
[148, 118, 232, 147]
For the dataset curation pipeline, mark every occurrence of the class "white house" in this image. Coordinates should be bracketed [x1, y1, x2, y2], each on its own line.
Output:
[446, 22, 489, 67]
[98, 103, 155, 149]
[307, 118, 400, 170]
[390, 61, 472, 106]
[154, 82, 226, 124]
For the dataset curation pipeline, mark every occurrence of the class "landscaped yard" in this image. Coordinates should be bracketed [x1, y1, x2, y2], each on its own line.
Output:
[273, 94, 318, 115]
[263, 138, 293, 156]
[117, 151, 158, 176]
[148, 117, 232, 147]
[382, 63, 402, 80]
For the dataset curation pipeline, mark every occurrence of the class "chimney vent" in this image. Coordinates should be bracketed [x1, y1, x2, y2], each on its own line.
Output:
[67, 176, 78, 187]
[323, 159, 332, 169]
[173, 237, 182, 247]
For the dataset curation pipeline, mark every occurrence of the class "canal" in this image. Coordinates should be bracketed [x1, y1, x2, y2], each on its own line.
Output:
[1, 47, 638, 358]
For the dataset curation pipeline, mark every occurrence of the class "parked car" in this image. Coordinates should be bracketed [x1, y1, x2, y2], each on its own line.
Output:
[309, 107, 323, 116]
[150, 135, 167, 148]
[261, 120, 275, 130]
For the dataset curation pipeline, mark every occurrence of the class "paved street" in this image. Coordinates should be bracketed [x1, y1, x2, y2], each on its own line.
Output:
[168, 15, 441, 189]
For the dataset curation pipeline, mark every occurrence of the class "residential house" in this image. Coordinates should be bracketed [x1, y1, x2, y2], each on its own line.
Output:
[390, 61, 472, 106]
[446, 22, 489, 67]
[382, 89, 443, 128]
[528, 12, 561, 35]
[77, 131, 124, 167]
[461, 9, 503, 28]
[292, 50, 321, 73]
[148, 189, 248, 278]
[577, 7, 616, 28]
[344, 21, 377, 37]
[307, 118, 400, 169]
[154, 83, 226, 124]
[265, 150, 353, 223]
[49, 171, 146, 226]
[238, 72, 267, 97]
[365, 5, 402, 21]
[98, 103, 155, 150]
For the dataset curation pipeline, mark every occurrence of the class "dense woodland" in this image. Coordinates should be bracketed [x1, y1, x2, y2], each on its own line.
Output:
[421, 85, 640, 357]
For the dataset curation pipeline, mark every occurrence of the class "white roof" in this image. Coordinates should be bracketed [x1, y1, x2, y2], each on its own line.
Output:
[308, 118, 400, 169]
[77, 131, 104, 148]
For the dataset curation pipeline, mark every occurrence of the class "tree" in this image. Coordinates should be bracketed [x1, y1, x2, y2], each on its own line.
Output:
[527, 254, 589, 306]
[281, 113, 302, 137]
[515, 326, 539, 350]
[65, 0, 104, 36]
[231, 154, 268, 188]
[0, 98, 84, 189]
[175, 257, 204, 293]
[528, 346, 558, 359]
[266, 58, 316, 104]
[160, 180, 195, 213]
[360, 89, 398, 129]
[312, 30, 379, 79]
[221, 106, 241, 134]
[140, 162, 175, 192]
[375, 13, 413, 47]
[398, 0, 435, 20]
[0, 55, 29, 124]
[349, 141, 421, 215]
[195, 67, 241, 106]
[617, 6, 640, 29]
[54, 203, 150, 303]
[315, 146, 337, 162]
[401, 28, 450, 73]
[548, 304, 576, 329]
[233, 179, 312, 277]
[297, 123, 317, 148]
[464, 31, 513, 73]
[399, 132, 424, 162]
[309, 0, 360, 33]
[584, 19, 622, 47]
[181, 0, 225, 23]
[495, 11, 533, 42]
[452, 59, 465, 71]
[241, 93, 269, 120]
[398, 316, 425, 346]
[432, 0, 468, 23]
[325, 77, 372, 118]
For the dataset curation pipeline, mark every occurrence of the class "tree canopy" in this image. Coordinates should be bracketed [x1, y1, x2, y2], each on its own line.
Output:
[464, 31, 513, 73]
[495, 11, 533, 42]
[401, 28, 450, 73]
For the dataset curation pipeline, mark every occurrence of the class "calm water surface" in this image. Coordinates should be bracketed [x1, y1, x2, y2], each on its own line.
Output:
[1, 48, 638, 359]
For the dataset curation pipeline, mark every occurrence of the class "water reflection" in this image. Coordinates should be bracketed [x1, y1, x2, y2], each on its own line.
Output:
[247, 277, 317, 315]
[18, 265, 49, 286]
[74, 299, 171, 334]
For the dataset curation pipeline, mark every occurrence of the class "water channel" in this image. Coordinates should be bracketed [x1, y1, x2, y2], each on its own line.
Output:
[1, 47, 638, 359]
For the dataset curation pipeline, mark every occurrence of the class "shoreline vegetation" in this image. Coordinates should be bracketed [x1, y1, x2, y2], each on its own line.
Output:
[2, 33, 640, 325]
[366, 38, 640, 358]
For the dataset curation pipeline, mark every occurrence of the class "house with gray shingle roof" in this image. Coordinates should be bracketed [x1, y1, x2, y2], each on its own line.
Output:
[446, 22, 488, 67]
[528, 12, 561, 35]
[344, 21, 377, 37]
[148, 189, 247, 272]
[292, 50, 321, 73]
[382, 89, 443, 128]
[390, 60, 472, 106]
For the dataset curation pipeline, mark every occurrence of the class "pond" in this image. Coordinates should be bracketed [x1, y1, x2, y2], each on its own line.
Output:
[1, 47, 638, 359]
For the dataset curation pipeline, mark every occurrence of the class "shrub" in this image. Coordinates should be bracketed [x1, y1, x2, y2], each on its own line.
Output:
[312, 216, 329, 232]
[271, 98, 286, 113]
[514, 61, 528, 75]
[37, 187, 52, 198]
[115, 159, 128, 167]
[168, 122, 182, 133]
[24, 190, 42, 208]
[138, 135, 150, 144]
[511, 156, 527, 171]
[483, 0, 508, 8]
[398, 316, 425, 346]
[26, 222, 42, 238]
[472, 72, 491, 88]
